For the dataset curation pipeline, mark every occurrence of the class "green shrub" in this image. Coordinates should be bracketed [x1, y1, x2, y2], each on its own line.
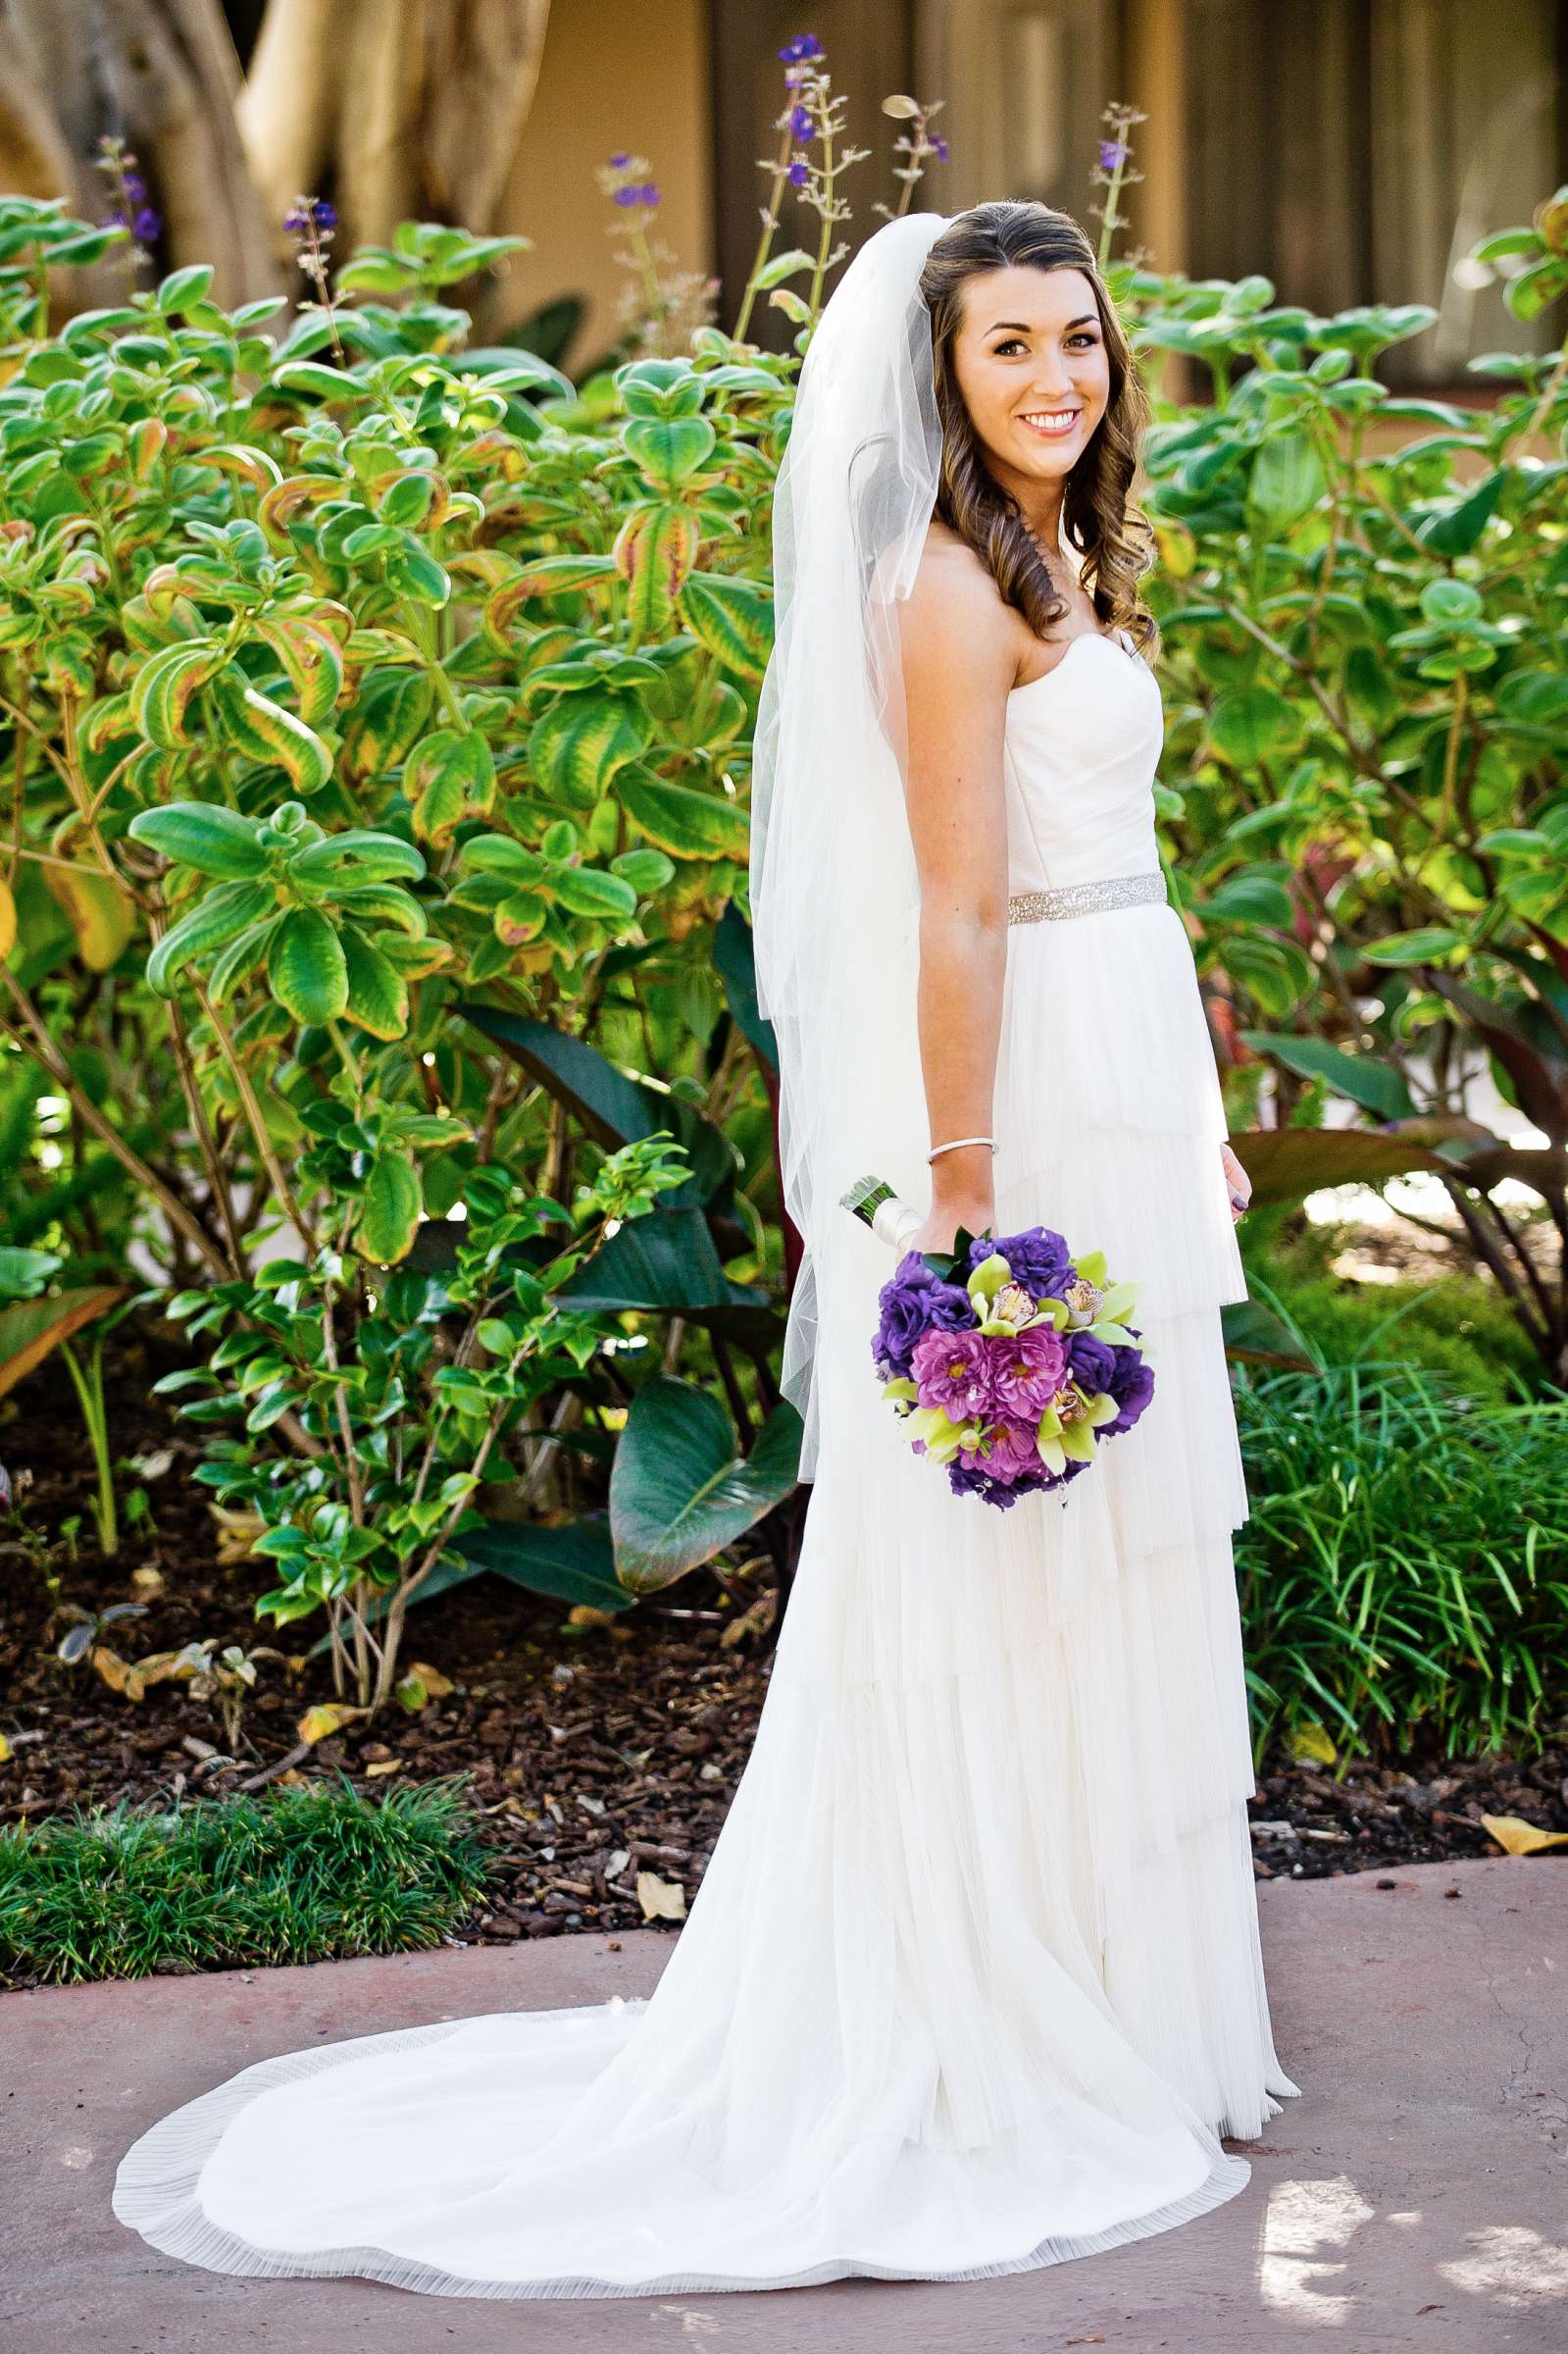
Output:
[1235, 1363, 1568, 1763]
[0, 1772, 498, 1986]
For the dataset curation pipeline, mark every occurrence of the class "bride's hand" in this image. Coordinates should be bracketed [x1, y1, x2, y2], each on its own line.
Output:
[1220, 1140, 1251, 1225]
[908, 1193, 995, 1257]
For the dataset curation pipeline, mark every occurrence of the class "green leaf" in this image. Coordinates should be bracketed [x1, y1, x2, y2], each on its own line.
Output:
[341, 928, 410, 1039]
[406, 729, 495, 845]
[609, 1376, 801, 1594]
[615, 764, 750, 860]
[679, 572, 775, 681]
[147, 880, 277, 996]
[127, 640, 227, 747]
[1200, 873, 1295, 928]
[1220, 1300, 1317, 1369]
[1226, 1124, 1468, 1206]
[1362, 926, 1466, 967]
[1239, 1032, 1415, 1121]
[623, 416, 717, 487]
[0, 1284, 125, 1401]
[156, 264, 215, 316]
[550, 865, 638, 920]
[127, 801, 268, 880]
[209, 671, 334, 793]
[287, 829, 426, 888]
[454, 1516, 635, 1614]
[358, 1150, 423, 1263]
[340, 669, 436, 784]
[528, 691, 651, 806]
[268, 906, 348, 1023]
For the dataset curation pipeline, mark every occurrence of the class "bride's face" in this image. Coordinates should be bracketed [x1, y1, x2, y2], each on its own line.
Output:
[948, 264, 1110, 495]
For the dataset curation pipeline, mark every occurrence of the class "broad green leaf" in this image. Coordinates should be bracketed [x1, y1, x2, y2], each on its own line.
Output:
[609, 1376, 801, 1593]
[0, 1284, 125, 1401]
[1239, 1032, 1415, 1121]
[1362, 927, 1466, 966]
[623, 416, 717, 486]
[254, 614, 345, 725]
[615, 504, 700, 637]
[454, 1516, 634, 1614]
[550, 865, 638, 920]
[1225, 1125, 1465, 1205]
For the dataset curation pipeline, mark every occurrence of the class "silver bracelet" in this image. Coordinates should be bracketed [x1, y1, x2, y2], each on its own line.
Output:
[927, 1135, 996, 1163]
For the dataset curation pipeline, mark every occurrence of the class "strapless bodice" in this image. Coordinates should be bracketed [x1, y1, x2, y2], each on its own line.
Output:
[1002, 626, 1165, 895]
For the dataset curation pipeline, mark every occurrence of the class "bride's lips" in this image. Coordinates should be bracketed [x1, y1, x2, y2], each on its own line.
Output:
[1015, 407, 1083, 441]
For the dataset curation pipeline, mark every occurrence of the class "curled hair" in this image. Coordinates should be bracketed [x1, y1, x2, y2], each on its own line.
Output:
[918, 201, 1158, 661]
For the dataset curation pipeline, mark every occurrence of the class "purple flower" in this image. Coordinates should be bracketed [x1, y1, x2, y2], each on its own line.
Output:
[640, 181, 661, 206]
[1103, 1340, 1155, 1435]
[778, 33, 825, 64]
[987, 1324, 1068, 1420]
[931, 133, 950, 163]
[910, 1327, 994, 1420]
[873, 1253, 975, 1378]
[1099, 139, 1128, 172]
[1064, 1328, 1116, 1395]
[132, 207, 162, 242]
[612, 186, 639, 209]
[789, 103, 812, 138]
[967, 1226, 1074, 1301]
[609, 151, 631, 168]
[786, 158, 809, 188]
[962, 1418, 1042, 1484]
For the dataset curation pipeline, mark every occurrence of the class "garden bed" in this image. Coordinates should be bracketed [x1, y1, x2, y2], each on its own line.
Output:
[3, 1339, 1565, 1994]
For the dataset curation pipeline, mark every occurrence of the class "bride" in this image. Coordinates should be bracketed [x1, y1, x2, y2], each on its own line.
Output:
[114, 200, 1299, 2298]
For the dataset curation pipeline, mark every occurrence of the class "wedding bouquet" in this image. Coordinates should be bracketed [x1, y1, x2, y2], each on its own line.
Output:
[842, 1181, 1154, 1508]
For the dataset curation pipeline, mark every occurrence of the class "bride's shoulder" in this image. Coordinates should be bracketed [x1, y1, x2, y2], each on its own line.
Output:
[899, 521, 1017, 691]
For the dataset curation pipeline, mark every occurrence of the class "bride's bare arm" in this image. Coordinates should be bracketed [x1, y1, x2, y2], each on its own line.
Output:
[897, 543, 1018, 1251]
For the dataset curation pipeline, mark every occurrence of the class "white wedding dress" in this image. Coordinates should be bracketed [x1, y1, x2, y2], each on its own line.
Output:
[114, 607, 1300, 2298]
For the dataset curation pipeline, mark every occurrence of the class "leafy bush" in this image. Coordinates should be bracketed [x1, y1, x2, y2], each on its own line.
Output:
[0, 1772, 497, 1986]
[1130, 197, 1568, 1379]
[1235, 1364, 1568, 1763]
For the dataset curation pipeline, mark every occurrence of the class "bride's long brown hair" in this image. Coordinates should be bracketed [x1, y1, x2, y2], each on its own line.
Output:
[918, 201, 1159, 661]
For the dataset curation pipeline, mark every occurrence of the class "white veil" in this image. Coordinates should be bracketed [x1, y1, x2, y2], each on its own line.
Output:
[748, 211, 952, 1482]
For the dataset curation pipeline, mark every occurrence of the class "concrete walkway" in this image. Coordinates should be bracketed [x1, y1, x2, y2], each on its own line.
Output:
[4, 1857, 1565, 2353]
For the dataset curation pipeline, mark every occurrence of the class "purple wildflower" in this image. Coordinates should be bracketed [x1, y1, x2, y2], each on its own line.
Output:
[786, 158, 809, 188]
[609, 151, 631, 167]
[640, 181, 661, 205]
[132, 207, 162, 242]
[611, 186, 639, 209]
[789, 103, 812, 138]
[1099, 139, 1128, 172]
[931, 132, 950, 162]
[778, 33, 825, 65]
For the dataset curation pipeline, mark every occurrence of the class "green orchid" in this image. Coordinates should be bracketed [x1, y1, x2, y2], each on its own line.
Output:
[1035, 1385, 1122, 1477]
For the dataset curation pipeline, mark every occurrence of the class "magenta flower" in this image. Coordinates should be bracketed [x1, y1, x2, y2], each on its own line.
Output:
[957, 1420, 1041, 1486]
[910, 1327, 994, 1421]
[986, 1324, 1067, 1420]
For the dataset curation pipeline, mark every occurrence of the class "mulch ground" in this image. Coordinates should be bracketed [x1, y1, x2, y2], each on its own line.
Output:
[3, 1336, 1565, 1993]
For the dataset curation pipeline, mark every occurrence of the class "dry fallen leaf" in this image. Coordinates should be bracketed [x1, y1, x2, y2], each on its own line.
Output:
[636, 1869, 687, 1923]
[1481, 1813, 1568, 1858]
[1289, 1718, 1338, 1766]
[364, 1759, 404, 1778]
[130, 1565, 164, 1598]
[210, 1505, 265, 1564]
[296, 1703, 366, 1746]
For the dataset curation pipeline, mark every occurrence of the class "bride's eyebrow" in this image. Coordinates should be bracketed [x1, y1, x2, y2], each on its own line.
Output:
[986, 314, 1098, 334]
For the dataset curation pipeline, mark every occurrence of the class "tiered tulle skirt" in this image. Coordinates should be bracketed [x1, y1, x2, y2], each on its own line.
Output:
[113, 895, 1298, 2298]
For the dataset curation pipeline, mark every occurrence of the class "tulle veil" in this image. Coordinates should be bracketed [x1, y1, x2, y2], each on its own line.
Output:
[748, 210, 953, 1482]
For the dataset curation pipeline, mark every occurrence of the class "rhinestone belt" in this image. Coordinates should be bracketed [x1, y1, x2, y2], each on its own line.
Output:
[1007, 870, 1168, 925]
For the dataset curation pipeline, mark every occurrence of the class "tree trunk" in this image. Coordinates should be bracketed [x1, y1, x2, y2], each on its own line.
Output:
[238, 0, 551, 255]
[0, 0, 284, 309]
